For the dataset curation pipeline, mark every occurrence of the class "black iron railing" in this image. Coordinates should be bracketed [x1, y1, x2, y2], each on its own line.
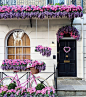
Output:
[0, 64, 58, 91]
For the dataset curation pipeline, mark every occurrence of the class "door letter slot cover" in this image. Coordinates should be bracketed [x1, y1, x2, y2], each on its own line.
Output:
[64, 60, 70, 63]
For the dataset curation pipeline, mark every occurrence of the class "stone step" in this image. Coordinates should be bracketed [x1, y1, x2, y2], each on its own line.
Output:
[57, 77, 82, 80]
[54, 78, 86, 96]
[57, 90, 86, 96]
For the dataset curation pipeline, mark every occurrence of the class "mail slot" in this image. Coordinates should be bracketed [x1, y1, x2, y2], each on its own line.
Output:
[64, 60, 70, 63]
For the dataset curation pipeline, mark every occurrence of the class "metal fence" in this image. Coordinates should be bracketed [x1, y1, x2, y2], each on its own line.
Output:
[0, 65, 57, 91]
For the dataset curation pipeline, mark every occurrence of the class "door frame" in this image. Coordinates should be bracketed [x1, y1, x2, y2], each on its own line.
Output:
[57, 38, 77, 77]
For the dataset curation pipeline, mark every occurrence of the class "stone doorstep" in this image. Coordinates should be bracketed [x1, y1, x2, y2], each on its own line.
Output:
[57, 77, 82, 80]
[57, 90, 86, 96]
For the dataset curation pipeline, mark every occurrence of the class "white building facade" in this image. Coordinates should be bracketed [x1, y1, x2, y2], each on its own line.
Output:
[0, 13, 86, 86]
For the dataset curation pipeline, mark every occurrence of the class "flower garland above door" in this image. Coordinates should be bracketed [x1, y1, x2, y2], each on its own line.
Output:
[56, 25, 80, 42]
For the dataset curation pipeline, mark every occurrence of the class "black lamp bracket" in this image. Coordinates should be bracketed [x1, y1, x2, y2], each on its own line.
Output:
[30, 18, 32, 28]
[71, 18, 74, 27]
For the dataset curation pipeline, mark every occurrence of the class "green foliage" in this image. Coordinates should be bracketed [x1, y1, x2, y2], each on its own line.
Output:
[8, 83, 17, 90]
[49, 4, 54, 5]
[55, 3, 63, 5]
[49, 3, 63, 5]
[0, 4, 8, 6]
[36, 84, 45, 90]
[0, 91, 6, 96]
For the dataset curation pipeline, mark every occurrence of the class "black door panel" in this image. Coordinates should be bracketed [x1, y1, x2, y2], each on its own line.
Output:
[57, 39, 76, 77]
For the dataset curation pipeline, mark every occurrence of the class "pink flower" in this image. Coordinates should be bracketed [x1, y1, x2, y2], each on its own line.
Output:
[36, 90, 41, 94]
[0, 90, 2, 93]
[16, 90, 20, 95]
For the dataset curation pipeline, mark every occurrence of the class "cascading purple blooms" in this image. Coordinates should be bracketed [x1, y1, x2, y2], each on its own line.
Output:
[35, 45, 51, 57]
[56, 25, 80, 42]
[0, 11, 83, 19]
[1, 59, 46, 72]
[0, 5, 83, 19]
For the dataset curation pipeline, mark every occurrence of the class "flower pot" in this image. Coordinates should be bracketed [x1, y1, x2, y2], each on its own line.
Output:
[30, 67, 39, 74]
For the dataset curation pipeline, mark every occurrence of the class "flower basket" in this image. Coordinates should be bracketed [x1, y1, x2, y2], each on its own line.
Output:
[1, 59, 46, 72]
[30, 67, 39, 74]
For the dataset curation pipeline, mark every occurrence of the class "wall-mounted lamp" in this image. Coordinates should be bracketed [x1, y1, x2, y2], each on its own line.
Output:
[51, 41, 56, 46]
[52, 41, 54, 44]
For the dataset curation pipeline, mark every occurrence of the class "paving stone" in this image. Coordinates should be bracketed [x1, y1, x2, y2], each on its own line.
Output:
[58, 80, 82, 85]
[57, 85, 74, 90]
[65, 91, 75, 96]
[78, 80, 86, 85]
[57, 91, 65, 96]
[72, 85, 86, 90]
[76, 92, 86, 96]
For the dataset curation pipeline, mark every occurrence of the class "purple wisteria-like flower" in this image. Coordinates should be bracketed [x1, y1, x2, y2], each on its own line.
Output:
[1, 59, 46, 72]
[35, 45, 52, 57]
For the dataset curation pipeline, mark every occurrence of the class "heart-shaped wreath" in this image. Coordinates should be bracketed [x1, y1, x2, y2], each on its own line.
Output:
[63, 47, 71, 53]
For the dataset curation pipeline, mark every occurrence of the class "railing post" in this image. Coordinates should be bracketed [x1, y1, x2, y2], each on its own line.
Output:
[54, 64, 57, 93]
[27, 72, 29, 89]
[0, 72, 2, 87]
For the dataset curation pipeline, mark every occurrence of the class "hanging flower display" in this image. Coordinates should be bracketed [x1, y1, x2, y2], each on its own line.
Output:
[63, 46, 71, 53]
[56, 25, 80, 42]
[35, 45, 51, 57]
[0, 86, 57, 97]
[1, 59, 46, 72]
[0, 5, 83, 19]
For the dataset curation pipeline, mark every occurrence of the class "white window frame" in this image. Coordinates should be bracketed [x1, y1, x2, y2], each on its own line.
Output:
[6, 29, 31, 59]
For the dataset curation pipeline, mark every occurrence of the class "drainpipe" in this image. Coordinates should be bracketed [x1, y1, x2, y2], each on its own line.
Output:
[81, 16, 84, 79]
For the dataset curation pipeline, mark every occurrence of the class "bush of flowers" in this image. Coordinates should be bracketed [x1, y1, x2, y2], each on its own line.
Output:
[35, 45, 51, 57]
[56, 25, 80, 42]
[1, 59, 46, 72]
[0, 4, 83, 19]
[0, 85, 57, 97]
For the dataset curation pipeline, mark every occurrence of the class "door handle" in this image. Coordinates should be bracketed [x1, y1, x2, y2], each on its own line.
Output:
[64, 60, 70, 63]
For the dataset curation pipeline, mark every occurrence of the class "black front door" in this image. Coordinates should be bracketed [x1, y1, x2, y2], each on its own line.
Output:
[57, 39, 76, 77]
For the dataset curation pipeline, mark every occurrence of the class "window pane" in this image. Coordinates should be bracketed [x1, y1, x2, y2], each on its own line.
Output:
[7, 30, 31, 60]
[15, 40, 22, 46]
[23, 47, 30, 54]
[16, 47, 22, 54]
[8, 55, 15, 59]
[23, 55, 30, 59]
[16, 55, 22, 59]
[22, 33, 30, 46]
[8, 47, 15, 54]
[7, 34, 14, 46]
[26, 34, 30, 46]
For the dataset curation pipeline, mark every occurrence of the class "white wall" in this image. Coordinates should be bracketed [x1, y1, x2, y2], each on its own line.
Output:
[0, 16, 85, 86]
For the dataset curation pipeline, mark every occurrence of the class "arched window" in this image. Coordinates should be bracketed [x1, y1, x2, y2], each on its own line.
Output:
[6, 30, 30, 59]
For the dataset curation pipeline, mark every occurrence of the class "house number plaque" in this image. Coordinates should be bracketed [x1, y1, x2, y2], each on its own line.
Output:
[64, 60, 70, 63]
